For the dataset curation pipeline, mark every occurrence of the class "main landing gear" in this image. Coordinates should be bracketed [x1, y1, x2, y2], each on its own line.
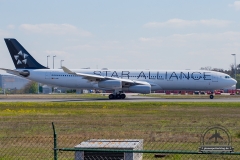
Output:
[108, 93, 126, 99]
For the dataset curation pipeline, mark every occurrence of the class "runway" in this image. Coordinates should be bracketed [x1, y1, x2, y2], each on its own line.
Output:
[0, 94, 240, 102]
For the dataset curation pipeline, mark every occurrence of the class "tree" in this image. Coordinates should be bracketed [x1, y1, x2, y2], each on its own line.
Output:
[29, 82, 38, 93]
[200, 66, 212, 70]
[212, 68, 224, 73]
[236, 74, 240, 89]
[229, 63, 235, 78]
[22, 81, 38, 94]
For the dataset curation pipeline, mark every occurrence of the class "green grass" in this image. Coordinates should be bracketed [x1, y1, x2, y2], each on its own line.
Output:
[1, 102, 240, 159]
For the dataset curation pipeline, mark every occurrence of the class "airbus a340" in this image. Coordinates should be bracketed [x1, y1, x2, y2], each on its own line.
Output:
[0, 39, 237, 99]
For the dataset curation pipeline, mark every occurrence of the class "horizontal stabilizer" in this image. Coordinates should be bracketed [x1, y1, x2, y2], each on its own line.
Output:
[0, 68, 21, 76]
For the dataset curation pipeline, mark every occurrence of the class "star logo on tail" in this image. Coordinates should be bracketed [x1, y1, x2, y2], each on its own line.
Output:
[15, 50, 28, 65]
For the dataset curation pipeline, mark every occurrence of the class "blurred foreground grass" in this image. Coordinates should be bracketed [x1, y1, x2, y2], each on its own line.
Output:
[1, 102, 240, 159]
[1, 102, 240, 136]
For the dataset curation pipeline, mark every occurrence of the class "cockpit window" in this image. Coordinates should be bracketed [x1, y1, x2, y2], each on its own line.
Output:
[225, 76, 230, 78]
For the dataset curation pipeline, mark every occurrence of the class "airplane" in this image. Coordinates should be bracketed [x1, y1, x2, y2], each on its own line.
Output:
[0, 38, 237, 100]
[209, 130, 223, 143]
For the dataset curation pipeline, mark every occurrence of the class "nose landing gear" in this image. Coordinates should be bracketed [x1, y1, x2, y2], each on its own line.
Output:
[209, 95, 214, 99]
[209, 91, 214, 99]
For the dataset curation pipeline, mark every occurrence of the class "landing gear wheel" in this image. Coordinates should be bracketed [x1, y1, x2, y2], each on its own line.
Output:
[210, 95, 214, 99]
[121, 94, 126, 99]
[116, 94, 121, 99]
[109, 94, 115, 99]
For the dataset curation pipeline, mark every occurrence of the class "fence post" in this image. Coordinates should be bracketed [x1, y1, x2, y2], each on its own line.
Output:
[52, 122, 58, 160]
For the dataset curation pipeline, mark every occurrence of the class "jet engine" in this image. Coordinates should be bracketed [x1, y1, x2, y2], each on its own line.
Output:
[98, 80, 122, 89]
[19, 70, 30, 77]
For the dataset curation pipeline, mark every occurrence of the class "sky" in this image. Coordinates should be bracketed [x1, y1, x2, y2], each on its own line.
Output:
[0, 0, 240, 73]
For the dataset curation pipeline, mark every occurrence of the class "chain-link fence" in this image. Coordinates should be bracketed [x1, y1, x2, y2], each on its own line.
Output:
[1, 121, 240, 160]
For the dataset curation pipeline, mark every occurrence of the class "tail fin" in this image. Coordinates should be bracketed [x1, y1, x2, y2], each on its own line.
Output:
[4, 38, 48, 69]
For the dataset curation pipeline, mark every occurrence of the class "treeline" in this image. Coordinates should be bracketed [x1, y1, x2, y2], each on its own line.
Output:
[0, 81, 39, 94]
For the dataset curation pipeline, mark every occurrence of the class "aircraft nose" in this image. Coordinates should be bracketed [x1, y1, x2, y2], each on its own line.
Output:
[232, 78, 237, 85]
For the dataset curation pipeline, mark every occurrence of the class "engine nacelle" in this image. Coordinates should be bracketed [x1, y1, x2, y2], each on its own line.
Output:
[19, 70, 30, 77]
[128, 85, 151, 94]
[98, 80, 122, 89]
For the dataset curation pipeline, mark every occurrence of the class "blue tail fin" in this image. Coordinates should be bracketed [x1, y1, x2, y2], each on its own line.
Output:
[4, 38, 48, 69]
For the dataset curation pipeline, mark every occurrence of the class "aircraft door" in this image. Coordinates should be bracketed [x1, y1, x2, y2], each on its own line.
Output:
[212, 75, 218, 82]
[45, 72, 51, 79]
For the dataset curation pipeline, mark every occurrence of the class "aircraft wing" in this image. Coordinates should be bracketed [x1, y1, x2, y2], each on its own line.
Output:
[62, 66, 104, 80]
[62, 66, 148, 85]
[0, 68, 21, 76]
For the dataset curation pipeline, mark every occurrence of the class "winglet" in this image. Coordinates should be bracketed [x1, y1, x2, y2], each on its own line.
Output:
[62, 66, 75, 74]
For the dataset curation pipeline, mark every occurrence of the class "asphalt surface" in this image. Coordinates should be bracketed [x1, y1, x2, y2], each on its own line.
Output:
[0, 95, 240, 102]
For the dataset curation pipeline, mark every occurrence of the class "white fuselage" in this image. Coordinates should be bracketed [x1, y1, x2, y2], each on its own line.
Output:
[19, 69, 236, 91]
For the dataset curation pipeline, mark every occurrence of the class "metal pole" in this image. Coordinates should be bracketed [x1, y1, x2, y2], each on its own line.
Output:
[38, 83, 39, 94]
[57, 148, 240, 155]
[47, 55, 50, 68]
[53, 55, 56, 69]
[52, 122, 58, 160]
[231, 54, 236, 79]
[235, 55, 237, 80]
[1, 76, 4, 95]
[60, 60, 64, 68]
